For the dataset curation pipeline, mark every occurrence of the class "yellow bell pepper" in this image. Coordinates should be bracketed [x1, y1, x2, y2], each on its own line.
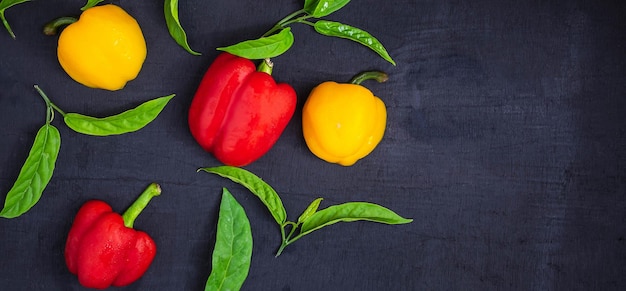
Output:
[302, 71, 388, 166]
[51, 4, 147, 91]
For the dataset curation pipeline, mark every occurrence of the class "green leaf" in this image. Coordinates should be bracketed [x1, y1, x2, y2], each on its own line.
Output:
[297, 198, 323, 225]
[80, 0, 104, 10]
[1, 124, 61, 218]
[217, 27, 294, 60]
[164, 0, 201, 55]
[299, 202, 412, 237]
[314, 20, 396, 66]
[199, 166, 287, 225]
[205, 188, 253, 291]
[304, 0, 351, 18]
[63, 94, 175, 136]
[0, 0, 31, 39]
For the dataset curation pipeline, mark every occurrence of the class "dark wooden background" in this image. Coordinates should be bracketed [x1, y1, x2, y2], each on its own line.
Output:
[1, 0, 625, 290]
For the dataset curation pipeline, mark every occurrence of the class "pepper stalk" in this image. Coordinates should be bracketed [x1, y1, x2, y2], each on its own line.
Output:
[122, 183, 161, 228]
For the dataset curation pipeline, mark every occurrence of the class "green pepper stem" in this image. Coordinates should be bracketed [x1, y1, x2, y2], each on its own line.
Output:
[122, 183, 161, 228]
[43, 16, 77, 36]
[257, 58, 274, 75]
[349, 71, 389, 85]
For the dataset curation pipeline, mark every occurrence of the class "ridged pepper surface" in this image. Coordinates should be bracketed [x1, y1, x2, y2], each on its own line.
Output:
[188, 53, 297, 166]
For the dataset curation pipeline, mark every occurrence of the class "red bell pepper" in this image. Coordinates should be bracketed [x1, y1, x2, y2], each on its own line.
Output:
[65, 183, 161, 289]
[188, 52, 297, 166]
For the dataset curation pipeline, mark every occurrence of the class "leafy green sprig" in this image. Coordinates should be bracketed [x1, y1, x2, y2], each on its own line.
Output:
[1, 86, 174, 218]
[218, 0, 396, 65]
[199, 166, 412, 256]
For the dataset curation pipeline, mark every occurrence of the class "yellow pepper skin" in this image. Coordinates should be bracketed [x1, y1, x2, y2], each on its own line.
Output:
[302, 72, 388, 166]
[57, 5, 147, 91]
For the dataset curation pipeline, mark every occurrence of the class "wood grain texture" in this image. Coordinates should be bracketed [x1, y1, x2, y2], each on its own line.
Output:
[0, 0, 624, 290]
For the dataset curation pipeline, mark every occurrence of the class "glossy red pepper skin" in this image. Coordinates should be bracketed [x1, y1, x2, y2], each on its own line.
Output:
[65, 200, 156, 289]
[188, 53, 297, 166]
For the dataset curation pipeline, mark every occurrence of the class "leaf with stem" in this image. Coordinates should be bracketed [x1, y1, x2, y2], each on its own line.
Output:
[35, 86, 174, 136]
[202, 166, 412, 257]
[215, 1, 396, 65]
[1, 86, 61, 218]
[276, 202, 412, 256]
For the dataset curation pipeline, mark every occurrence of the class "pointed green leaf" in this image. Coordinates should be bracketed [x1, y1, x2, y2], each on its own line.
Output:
[164, 0, 201, 55]
[217, 27, 294, 60]
[63, 94, 175, 136]
[205, 188, 253, 291]
[304, 0, 351, 18]
[297, 198, 323, 225]
[314, 20, 396, 65]
[299, 202, 412, 237]
[1, 124, 61, 218]
[199, 166, 287, 225]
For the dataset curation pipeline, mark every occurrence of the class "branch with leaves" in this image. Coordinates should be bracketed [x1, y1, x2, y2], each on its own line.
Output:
[200, 166, 412, 256]
[217, 0, 396, 65]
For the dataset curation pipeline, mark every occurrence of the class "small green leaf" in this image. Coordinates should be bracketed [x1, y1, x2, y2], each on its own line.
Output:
[199, 166, 287, 225]
[299, 202, 412, 237]
[80, 0, 104, 10]
[63, 94, 175, 136]
[205, 188, 253, 291]
[1, 124, 61, 218]
[0, 0, 31, 39]
[164, 0, 201, 55]
[304, 0, 351, 18]
[297, 198, 323, 225]
[217, 27, 294, 60]
[314, 20, 396, 66]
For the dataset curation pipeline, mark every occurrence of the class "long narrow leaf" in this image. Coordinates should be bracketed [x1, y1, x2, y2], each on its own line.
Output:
[1, 124, 61, 218]
[299, 202, 412, 237]
[63, 94, 175, 136]
[199, 166, 287, 225]
[164, 0, 201, 55]
[217, 28, 294, 60]
[314, 20, 396, 65]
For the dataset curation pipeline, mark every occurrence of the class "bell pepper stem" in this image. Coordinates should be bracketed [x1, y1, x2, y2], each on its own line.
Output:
[122, 183, 161, 228]
[43, 16, 77, 36]
[257, 58, 274, 75]
[349, 71, 389, 85]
